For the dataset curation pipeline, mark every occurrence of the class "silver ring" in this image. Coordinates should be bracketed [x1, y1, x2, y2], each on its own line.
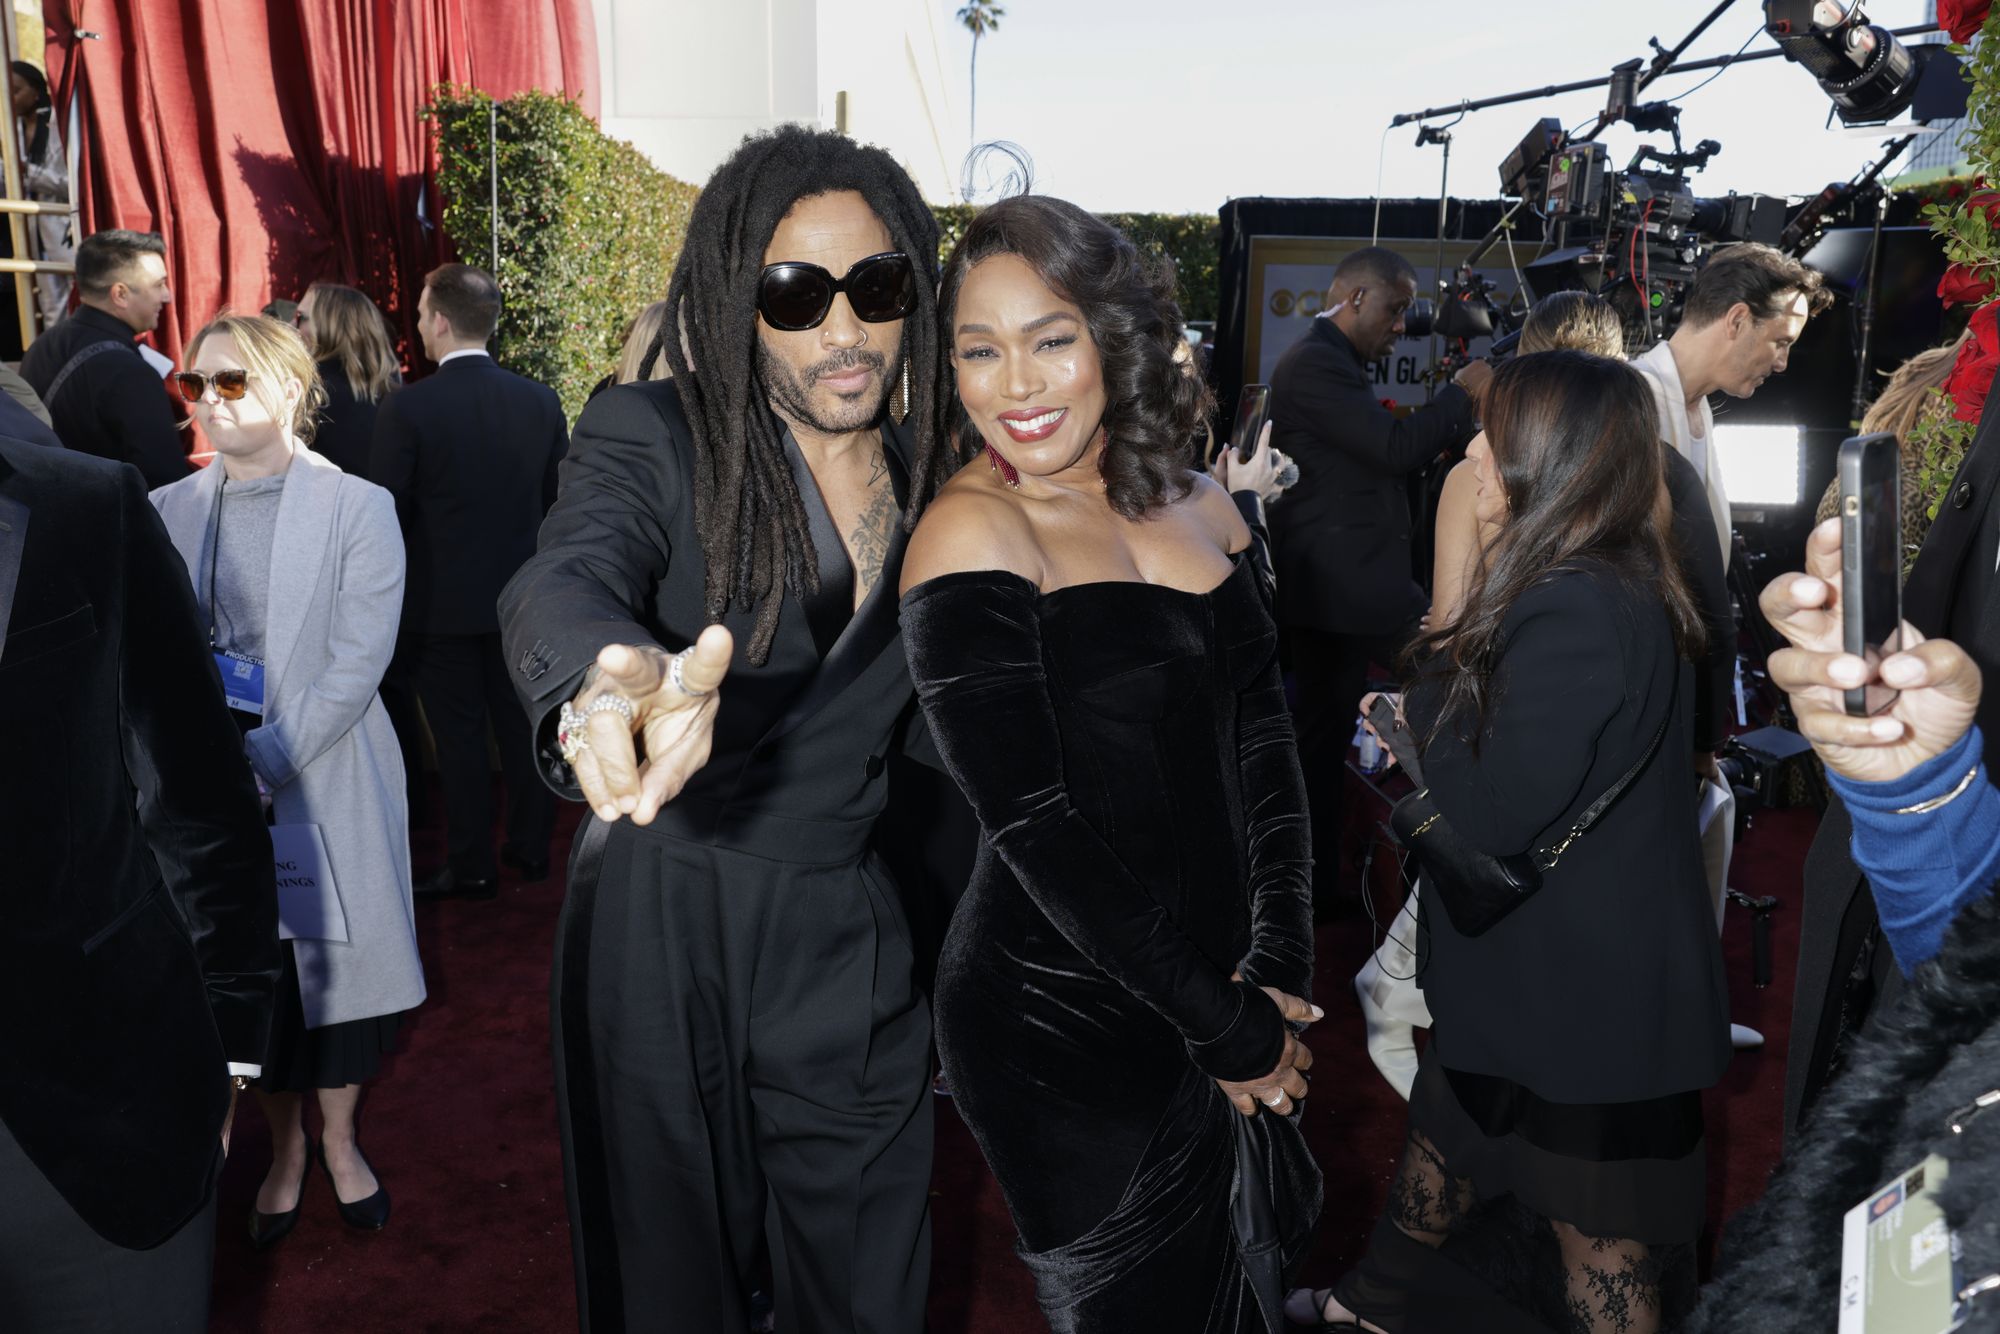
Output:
[668, 648, 711, 698]
[583, 693, 636, 725]
[1263, 1090, 1286, 1108]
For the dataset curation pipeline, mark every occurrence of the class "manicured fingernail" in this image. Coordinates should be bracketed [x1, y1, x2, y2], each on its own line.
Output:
[1793, 577, 1822, 599]
[598, 805, 617, 821]
[1310, 1005, 1325, 1019]
[1881, 657, 1921, 686]
[1830, 656, 1865, 686]
[1870, 717, 1903, 739]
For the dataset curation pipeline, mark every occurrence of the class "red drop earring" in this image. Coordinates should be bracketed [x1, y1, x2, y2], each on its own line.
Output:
[986, 444, 1020, 488]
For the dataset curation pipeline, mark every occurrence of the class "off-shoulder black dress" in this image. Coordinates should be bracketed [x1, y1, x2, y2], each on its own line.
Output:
[901, 554, 1320, 1333]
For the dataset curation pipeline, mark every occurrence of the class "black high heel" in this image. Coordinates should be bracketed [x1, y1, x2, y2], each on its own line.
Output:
[317, 1139, 391, 1231]
[247, 1143, 312, 1250]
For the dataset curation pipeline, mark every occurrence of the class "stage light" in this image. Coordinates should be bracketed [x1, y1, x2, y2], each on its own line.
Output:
[1713, 424, 1804, 508]
[1762, 1, 1930, 126]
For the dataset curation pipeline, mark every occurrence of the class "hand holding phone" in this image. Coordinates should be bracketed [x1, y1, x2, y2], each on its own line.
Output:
[1837, 432, 1904, 717]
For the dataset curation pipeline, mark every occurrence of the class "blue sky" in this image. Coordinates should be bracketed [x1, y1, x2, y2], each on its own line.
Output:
[960, 0, 1946, 213]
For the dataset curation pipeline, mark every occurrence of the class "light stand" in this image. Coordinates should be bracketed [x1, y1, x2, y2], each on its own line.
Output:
[1415, 119, 1458, 402]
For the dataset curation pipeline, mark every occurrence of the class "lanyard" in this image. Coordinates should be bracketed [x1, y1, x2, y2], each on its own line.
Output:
[206, 476, 226, 649]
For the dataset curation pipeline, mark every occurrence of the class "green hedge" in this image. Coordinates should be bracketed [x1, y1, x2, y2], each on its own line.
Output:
[932, 204, 1220, 323]
[427, 88, 699, 419]
[426, 95, 1218, 414]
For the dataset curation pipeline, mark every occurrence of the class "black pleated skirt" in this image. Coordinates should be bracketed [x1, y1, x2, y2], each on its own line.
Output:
[256, 941, 403, 1093]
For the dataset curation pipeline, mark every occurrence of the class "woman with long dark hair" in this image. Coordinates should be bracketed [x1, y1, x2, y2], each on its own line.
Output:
[1295, 351, 1729, 1334]
[899, 194, 1321, 1329]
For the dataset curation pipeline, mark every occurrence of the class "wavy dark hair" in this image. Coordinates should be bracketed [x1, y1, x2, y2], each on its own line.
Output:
[1407, 350, 1706, 743]
[645, 125, 945, 666]
[936, 195, 1210, 517]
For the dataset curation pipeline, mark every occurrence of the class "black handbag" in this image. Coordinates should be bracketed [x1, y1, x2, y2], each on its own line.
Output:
[1385, 714, 1668, 938]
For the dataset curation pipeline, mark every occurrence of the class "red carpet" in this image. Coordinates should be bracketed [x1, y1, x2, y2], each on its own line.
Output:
[210, 783, 1814, 1332]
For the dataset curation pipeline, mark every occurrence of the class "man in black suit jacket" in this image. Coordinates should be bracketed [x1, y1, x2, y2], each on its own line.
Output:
[1267, 246, 1490, 904]
[1787, 401, 2000, 1132]
[372, 263, 565, 897]
[20, 228, 187, 488]
[0, 439, 278, 1328]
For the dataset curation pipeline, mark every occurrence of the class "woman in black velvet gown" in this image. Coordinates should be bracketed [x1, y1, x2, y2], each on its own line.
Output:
[898, 195, 1322, 1332]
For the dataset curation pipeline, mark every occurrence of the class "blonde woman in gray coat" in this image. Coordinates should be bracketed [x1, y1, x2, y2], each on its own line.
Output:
[151, 312, 425, 1248]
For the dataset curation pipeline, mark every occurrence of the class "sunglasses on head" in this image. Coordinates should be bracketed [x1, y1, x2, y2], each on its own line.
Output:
[756, 251, 916, 332]
[173, 368, 253, 402]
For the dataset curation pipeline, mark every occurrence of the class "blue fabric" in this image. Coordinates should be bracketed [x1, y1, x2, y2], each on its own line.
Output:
[1827, 726, 2000, 973]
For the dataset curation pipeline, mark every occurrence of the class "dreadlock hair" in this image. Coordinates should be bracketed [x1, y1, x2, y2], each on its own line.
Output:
[654, 124, 946, 666]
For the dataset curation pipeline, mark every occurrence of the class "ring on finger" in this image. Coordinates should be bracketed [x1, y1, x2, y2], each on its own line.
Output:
[584, 693, 637, 726]
[668, 648, 712, 698]
[556, 701, 594, 766]
[1263, 1090, 1286, 1108]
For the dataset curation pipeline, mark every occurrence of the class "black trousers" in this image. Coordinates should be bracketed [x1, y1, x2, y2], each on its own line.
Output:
[555, 815, 934, 1333]
[1288, 624, 1414, 911]
[412, 630, 554, 879]
[378, 631, 430, 826]
[0, 1117, 217, 1331]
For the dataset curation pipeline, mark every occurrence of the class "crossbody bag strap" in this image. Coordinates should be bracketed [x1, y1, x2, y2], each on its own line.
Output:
[1531, 711, 1671, 871]
[44, 338, 130, 406]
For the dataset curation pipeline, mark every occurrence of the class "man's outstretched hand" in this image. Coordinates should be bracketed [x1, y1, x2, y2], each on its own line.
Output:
[567, 625, 734, 825]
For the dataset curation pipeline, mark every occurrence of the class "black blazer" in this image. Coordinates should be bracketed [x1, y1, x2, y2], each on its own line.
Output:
[1664, 447, 1735, 752]
[1407, 562, 1731, 1104]
[498, 381, 928, 838]
[370, 353, 567, 636]
[1267, 318, 1476, 634]
[1787, 406, 2000, 1133]
[19, 305, 188, 489]
[310, 357, 384, 480]
[0, 439, 278, 1248]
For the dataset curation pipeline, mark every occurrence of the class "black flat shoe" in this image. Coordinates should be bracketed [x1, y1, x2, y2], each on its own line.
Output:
[413, 868, 497, 901]
[500, 845, 551, 881]
[317, 1140, 391, 1231]
[247, 1148, 311, 1251]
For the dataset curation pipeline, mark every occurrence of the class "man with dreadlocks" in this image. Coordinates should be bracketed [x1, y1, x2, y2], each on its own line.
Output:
[498, 125, 951, 1333]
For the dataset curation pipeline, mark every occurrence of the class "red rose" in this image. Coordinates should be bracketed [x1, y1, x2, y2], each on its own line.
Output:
[1967, 189, 2000, 224]
[1939, 263, 1995, 308]
[1941, 0, 1993, 43]
[1949, 182, 1968, 198]
[1944, 301, 2000, 423]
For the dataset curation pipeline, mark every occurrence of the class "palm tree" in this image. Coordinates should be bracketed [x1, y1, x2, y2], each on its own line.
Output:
[957, 1, 1004, 144]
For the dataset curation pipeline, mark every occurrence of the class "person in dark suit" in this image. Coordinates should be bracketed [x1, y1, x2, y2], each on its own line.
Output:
[293, 281, 402, 480]
[1787, 371, 2000, 1134]
[0, 437, 279, 1329]
[20, 228, 186, 488]
[371, 263, 564, 897]
[1298, 352, 1728, 1333]
[1267, 246, 1490, 906]
[498, 125, 953, 1333]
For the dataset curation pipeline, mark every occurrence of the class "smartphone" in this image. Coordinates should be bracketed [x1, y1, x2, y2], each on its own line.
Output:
[1228, 384, 1271, 464]
[1837, 432, 1903, 717]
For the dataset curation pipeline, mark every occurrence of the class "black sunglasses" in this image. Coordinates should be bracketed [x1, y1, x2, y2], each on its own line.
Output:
[173, 368, 253, 402]
[757, 251, 916, 332]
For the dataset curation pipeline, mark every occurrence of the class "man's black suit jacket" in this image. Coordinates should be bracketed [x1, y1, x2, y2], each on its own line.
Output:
[371, 353, 568, 635]
[1267, 317, 1476, 635]
[1786, 403, 2000, 1133]
[0, 439, 278, 1248]
[19, 305, 187, 489]
[498, 380, 931, 823]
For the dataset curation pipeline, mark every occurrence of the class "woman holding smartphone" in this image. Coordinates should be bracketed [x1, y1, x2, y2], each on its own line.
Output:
[1296, 351, 1728, 1334]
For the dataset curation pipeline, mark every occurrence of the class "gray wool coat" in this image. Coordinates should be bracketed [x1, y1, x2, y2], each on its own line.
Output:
[152, 447, 425, 1029]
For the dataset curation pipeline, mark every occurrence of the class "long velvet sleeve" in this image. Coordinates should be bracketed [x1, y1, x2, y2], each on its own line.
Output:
[902, 571, 1286, 1083]
[117, 467, 279, 1065]
[1233, 651, 1314, 1002]
[243, 485, 405, 789]
[1406, 572, 1627, 857]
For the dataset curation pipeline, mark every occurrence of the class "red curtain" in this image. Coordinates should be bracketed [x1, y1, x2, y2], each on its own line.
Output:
[43, 0, 597, 365]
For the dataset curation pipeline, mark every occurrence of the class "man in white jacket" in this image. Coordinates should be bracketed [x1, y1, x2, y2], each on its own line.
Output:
[1633, 242, 1830, 1051]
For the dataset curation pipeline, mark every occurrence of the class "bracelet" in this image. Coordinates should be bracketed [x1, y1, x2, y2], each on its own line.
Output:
[230, 1074, 252, 1091]
[1893, 764, 1982, 816]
